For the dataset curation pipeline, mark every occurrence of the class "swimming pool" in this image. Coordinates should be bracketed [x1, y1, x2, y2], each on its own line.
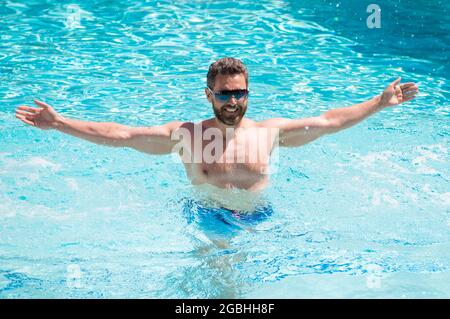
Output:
[1, 0, 449, 298]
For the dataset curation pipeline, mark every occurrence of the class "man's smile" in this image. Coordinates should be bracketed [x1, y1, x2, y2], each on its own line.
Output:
[223, 105, 239, 114]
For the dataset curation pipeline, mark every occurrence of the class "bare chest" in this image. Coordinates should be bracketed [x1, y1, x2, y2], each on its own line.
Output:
[183, 130, 274, 188]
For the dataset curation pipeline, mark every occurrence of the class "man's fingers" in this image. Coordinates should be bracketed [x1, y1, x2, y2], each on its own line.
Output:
[403, 87, 419, 96]
[17, 112, 36, 123]
[404, 88, 418, 95]
[402, 91, 418, 101]
[404, 91, 418, 98]
[400, 83, 416, 90]
[390, 77, 401, 87]
[17, 105, 39, 113]
[401, 85, 418, 91]
[16, 108, 38, 116]
[16, 114, 35, 126]
[34, 99, 50, 108]
[16, 110, 37, 118]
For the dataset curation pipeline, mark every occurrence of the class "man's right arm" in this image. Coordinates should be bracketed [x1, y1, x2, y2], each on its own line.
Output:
[55, 117, 186, 154]
[16, 100, 186, 155]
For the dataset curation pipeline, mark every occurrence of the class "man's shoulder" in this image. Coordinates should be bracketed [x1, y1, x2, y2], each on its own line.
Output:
[166, 121, 194, 130]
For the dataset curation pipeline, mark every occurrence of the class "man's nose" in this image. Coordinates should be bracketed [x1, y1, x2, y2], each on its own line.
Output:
[228, 95, 237, 104]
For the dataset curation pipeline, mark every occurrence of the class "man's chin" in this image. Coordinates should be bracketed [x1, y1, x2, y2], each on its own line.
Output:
[217, 115, 242, 126]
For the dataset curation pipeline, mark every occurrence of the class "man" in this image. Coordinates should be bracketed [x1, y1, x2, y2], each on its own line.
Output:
[15, 57, 418, 212]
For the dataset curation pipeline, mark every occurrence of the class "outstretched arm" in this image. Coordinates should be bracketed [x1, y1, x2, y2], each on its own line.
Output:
[15, 100, 185, 154]
[262, 78, 419, 147]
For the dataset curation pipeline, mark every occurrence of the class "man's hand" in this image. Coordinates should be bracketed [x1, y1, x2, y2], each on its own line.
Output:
[15, 99, 62, 130]
[378, 77, 419, 108]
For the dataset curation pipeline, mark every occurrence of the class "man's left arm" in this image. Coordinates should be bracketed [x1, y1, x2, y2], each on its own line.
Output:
[263, 77, 419, 147]
[321, 77, 418, 131]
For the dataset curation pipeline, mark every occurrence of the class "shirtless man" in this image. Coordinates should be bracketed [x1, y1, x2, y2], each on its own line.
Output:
[15, 57, 418, 211]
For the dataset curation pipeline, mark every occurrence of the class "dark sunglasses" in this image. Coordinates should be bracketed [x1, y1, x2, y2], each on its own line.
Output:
[207, 88, 249, 102]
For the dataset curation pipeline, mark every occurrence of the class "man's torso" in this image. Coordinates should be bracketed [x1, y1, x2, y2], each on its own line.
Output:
[178, 118, 278, 192]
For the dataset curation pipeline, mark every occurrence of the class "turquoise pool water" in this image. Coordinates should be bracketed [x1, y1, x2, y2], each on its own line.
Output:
[1, 0, 449, 298]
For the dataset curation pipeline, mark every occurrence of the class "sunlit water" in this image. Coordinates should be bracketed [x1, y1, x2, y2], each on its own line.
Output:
[0, 0, 449, 298]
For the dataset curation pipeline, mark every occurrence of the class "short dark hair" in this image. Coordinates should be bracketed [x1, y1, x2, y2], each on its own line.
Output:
[206, 57, 248, 90]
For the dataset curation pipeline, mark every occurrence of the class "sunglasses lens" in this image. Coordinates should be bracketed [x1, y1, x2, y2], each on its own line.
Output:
[235, 92, 246, 100]
[214, 90, 248, 102]
[216, 94, 229, 102]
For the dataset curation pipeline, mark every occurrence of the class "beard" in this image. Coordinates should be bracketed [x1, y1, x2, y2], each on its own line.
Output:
[212, 102, 247, 126]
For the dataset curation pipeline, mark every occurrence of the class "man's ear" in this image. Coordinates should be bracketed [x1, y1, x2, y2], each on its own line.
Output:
[205, 88, 212, 103]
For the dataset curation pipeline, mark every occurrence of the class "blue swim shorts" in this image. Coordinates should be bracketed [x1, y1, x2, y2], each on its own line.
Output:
[182, 198, 273, 239]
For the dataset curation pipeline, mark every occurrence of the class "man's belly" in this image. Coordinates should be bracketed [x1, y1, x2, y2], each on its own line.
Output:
[191, 183, 269, 212]
[186, 162, 270, 189]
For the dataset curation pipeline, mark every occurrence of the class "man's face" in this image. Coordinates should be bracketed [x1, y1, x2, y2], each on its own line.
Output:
[205, 73, 248, 126]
